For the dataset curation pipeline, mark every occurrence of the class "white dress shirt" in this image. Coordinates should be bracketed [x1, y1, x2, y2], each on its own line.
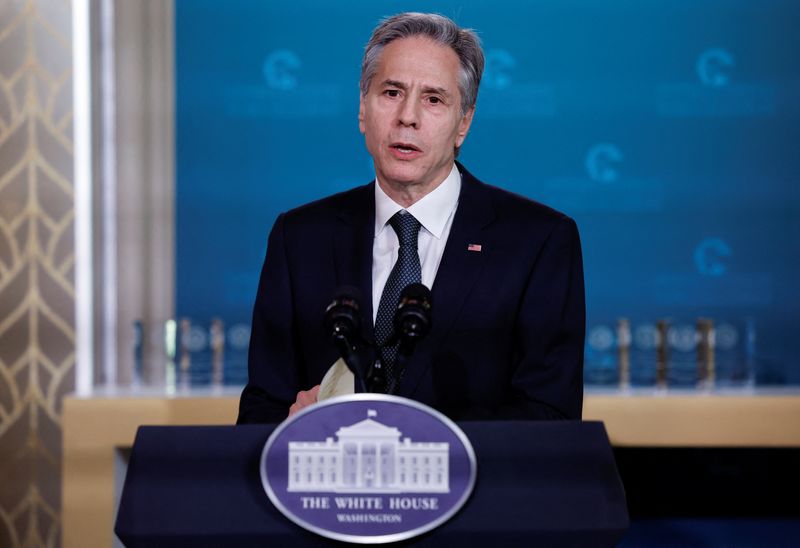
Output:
[371, 164, 461, 323]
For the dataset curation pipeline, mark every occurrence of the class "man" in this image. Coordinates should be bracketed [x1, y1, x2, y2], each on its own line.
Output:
[237, 13, 584, 424]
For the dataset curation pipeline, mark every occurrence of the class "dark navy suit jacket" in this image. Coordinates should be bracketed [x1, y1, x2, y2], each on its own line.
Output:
[237, 164, 585, 424]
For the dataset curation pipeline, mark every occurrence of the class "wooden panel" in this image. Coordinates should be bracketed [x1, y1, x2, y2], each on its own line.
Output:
[62, 393, 238, 548]
[584, 393, 800, 447]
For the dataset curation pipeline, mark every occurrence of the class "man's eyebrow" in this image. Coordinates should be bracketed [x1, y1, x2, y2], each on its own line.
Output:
[381, 79, 408, 90]
[422, 85, 451, 97]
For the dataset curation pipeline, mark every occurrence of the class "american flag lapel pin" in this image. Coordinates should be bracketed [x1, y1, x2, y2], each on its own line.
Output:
[467, 243, 482, 252]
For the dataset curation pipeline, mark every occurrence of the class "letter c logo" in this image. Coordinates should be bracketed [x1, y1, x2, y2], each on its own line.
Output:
[694, 238, 732, 277]
[586, 143, 623, 183]
[697, 48, 735, 88]
[483, 49, 516, 91]
[263, 50, 301, 90]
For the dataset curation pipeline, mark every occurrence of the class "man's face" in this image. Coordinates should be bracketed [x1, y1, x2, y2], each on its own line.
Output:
[359, 36, 474, 192]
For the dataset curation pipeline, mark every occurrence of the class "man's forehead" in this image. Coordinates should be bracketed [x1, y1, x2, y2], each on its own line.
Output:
[372, 36, 460, 90]
[379, 35, 458, 61]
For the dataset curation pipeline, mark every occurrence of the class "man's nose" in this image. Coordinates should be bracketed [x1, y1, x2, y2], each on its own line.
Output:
[397, 97, 420, 128]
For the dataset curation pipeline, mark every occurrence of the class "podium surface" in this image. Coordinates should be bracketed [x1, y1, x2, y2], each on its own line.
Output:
[115, 421, 628, 546]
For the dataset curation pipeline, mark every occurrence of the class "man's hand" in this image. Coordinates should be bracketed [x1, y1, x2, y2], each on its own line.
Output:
[288, 385, 320, 417]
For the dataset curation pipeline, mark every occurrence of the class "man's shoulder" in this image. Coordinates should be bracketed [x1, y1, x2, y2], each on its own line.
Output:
[460, 164, 574, 230]
[281, 181, 373, 226]
[478, 180, 566, 219]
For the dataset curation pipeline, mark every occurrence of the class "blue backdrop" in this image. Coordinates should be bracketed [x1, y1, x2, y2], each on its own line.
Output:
[175, 0, 799, 385]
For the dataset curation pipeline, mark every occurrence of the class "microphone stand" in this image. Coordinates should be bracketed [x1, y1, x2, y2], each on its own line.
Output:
[367, 334, 418, 395]
[366, 356, 388, 394]
[331, 327, 369, 394]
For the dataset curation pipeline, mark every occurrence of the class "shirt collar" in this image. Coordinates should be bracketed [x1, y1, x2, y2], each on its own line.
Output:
[374, 164, 461, 239]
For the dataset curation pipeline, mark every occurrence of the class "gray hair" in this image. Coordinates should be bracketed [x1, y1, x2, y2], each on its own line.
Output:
[360, 13, 484, 116]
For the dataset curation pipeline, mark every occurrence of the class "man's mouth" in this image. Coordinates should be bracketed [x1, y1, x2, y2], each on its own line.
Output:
[390, 142, 422, 154]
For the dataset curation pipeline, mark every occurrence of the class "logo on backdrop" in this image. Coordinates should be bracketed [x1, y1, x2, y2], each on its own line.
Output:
[484, 48, 516, 90]
[696, 48, 735, 88]
[183, 325, 208, 352]
[261, 395, 476, 544]
[588, 325, 615, 351]
[223, 48, 340, 118]
[541, 142, 664, 213]
[656, 46, 775, 117]
[634, 324, 659, 350]
[668, 325, 697, 352]
[715, 323, 739, 350]
[694, 237, 732, 277]
[227, 324, 251, 351]
[479, 46, 555, 117]
[263, 49, 302, 90]
[585, 143, 623, 183]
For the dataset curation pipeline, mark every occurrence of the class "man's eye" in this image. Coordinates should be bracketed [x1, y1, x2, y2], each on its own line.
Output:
[385, 89, 400, 97]
[428, 96, 442, 104]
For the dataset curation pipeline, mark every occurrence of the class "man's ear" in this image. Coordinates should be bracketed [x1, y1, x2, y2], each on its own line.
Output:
[358, 95, 366, 134]
[454, 106, 475, 149]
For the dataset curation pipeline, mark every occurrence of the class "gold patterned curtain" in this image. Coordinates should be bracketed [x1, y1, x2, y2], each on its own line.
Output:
[0, 1, 75, 547]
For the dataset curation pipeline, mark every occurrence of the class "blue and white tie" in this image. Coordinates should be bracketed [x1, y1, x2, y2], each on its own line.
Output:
[374, 211, 422, 391]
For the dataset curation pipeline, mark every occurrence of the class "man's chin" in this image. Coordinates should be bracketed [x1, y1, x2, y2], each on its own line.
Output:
[379, 166, 426, 187]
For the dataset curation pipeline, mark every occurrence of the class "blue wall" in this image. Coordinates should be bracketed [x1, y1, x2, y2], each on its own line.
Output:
[176, 0, 800, 384]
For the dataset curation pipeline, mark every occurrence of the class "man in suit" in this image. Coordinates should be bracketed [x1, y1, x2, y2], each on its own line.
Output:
[237, 13, 585, 424]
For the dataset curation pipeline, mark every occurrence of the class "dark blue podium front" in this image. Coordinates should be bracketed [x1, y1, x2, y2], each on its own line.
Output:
[115, 421, 628, 546]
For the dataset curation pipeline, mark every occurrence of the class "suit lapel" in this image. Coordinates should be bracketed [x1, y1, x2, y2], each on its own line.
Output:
[398, 166, 496, 397]
[333, 183, 376, 342]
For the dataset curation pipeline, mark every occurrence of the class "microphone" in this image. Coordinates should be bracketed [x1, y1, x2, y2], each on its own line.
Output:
[323, 286, 368, 390]
[394, 283, 433, 356]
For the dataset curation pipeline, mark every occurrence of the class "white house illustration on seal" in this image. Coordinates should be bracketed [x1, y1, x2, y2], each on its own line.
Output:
[287, 410, 450, 493]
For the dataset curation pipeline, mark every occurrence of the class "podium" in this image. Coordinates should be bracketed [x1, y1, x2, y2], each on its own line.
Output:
[115, 421, 628, 546]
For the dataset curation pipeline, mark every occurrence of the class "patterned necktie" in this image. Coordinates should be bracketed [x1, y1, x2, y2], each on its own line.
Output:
[374, 211, 422, 391]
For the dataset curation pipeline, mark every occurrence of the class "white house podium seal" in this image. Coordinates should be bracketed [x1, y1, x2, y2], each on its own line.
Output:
[260, 394, 477, 544]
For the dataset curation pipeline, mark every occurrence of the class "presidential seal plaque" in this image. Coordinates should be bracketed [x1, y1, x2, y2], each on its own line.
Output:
[260, 394, 477, 544]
